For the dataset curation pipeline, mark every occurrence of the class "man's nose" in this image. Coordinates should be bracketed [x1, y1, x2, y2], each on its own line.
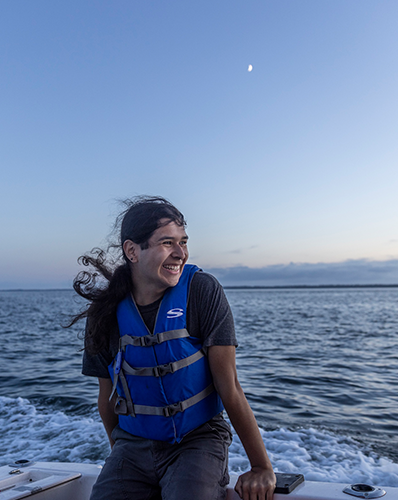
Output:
[172, 244, 185, 259]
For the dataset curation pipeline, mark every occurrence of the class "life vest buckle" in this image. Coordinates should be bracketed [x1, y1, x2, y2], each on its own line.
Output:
[153, 363, 174, 377]
[140, 335, 159, 347]
[163, 401, 183, 417]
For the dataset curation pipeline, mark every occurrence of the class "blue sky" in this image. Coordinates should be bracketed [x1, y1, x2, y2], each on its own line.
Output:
[1, 1, 397, 288]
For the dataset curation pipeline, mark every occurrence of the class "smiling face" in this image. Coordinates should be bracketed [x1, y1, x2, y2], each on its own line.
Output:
[123, 220, 189, 305]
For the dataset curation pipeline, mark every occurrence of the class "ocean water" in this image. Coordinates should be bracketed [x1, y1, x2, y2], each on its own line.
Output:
[0, 287, 398, 487]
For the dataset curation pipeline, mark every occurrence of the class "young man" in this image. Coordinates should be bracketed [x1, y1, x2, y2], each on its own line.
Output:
[77, 196, 275, 500]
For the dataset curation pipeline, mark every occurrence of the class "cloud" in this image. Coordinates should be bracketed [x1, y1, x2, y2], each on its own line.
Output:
[206, 259, 398, 286]
[225, 245, 259, 255]
[3, 258, 398, 290]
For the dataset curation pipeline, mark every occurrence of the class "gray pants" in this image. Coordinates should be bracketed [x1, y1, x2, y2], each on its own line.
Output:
[90, 417, 232, 500]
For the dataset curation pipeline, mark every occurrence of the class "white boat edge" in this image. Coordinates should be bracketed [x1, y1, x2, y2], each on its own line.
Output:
[0, 460, 397, 500]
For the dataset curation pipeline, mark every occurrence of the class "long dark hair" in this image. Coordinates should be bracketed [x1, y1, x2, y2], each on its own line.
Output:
[69, 196, 186, 354]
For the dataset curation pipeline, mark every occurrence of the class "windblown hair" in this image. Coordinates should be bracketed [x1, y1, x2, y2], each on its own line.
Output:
[69, 196, 186, 354]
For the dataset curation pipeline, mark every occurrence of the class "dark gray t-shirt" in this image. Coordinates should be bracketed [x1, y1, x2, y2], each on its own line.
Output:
[82, 271, 237, 378]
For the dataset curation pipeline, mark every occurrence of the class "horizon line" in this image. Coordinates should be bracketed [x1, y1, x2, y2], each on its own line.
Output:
[1, 283, 398, 292]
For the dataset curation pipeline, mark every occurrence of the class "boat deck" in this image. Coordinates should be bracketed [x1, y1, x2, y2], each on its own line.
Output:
[1, 461, 397, 500]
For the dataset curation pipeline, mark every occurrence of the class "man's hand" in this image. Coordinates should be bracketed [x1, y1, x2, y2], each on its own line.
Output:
[235, 466, 276, 500]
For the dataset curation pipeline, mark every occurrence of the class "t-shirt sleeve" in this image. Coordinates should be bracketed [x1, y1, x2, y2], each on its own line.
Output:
[187, 271, 238, 351]
[82, 349, 113, 378]
[81, 319, 117, 379]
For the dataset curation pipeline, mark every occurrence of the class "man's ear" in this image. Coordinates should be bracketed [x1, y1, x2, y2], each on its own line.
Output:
[123, 240, 139, 263]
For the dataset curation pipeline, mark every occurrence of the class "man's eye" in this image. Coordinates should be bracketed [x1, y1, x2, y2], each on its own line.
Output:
[180, 241, 187, 246]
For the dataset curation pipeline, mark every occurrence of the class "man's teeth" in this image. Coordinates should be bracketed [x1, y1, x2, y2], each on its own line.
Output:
[163, 265, 180, 271]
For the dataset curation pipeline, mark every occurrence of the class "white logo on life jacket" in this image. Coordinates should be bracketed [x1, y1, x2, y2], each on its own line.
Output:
[167, 308, 184, 319]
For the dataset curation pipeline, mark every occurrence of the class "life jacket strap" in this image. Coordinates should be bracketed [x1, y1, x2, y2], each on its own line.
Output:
[121, 329, 190, 348]
[109, 334, 201, 401]
[122, 349, 205, 378]
[114, 369, 136, 416]
[114, 383, 216, 418]
[109, 350, 123, 402]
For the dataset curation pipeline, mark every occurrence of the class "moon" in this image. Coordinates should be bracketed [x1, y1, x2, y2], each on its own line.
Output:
[248, 64, 253, 72]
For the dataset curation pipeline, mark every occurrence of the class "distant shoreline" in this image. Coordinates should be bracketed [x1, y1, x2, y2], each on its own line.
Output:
[1, 284, 398, 292]
[223, 284, 398, 289]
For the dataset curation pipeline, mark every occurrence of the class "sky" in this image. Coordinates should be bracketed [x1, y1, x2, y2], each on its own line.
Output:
[1, 0, 397, 288]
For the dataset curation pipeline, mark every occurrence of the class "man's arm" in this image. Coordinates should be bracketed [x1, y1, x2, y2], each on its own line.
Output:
[208, 345, 276, 500]
[97, 377, 119, 449]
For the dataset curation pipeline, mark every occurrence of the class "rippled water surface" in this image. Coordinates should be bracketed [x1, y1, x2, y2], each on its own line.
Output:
[226, 288, 398, 459]
[1, 287, 398, 486]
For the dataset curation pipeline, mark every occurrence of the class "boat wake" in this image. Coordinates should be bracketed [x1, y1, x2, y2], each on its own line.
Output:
[1, 396, 398, 487]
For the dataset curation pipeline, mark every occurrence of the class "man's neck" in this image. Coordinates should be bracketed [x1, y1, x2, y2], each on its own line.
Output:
[131, 285, 166, 306]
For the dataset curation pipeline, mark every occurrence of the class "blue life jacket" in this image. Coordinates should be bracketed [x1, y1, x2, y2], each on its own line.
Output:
[108, 264, 224, 443]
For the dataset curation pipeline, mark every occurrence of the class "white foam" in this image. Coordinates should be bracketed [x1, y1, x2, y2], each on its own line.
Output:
[1, 397, 398, 487]
[229, 425, 398, 487]
[0, 396, 108, 465]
